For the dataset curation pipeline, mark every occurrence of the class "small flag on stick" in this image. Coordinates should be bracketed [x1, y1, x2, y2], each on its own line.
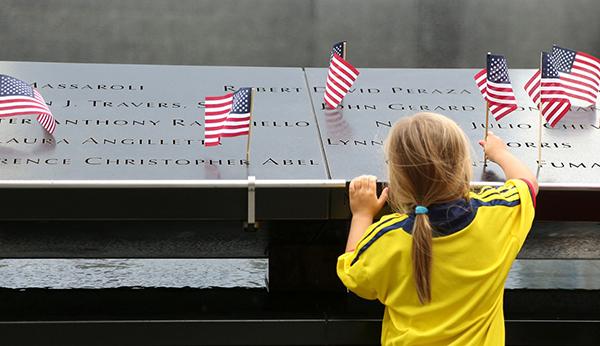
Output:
[524, 52, 571, 127]
[0, 74, 56, 134]
[473, 54, 518, 121]
[550, 45, 600, 107]
[323, 53, 359, 109]
[204, 87, 252, 147]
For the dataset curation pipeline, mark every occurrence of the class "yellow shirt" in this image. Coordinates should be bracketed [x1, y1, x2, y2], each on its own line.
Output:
[337, 179, 536, 345]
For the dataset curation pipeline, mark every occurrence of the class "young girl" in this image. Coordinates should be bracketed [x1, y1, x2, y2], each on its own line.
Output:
[337, 112, 537, 345]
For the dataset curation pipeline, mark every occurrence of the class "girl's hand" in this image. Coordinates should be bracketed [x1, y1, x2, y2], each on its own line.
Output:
[479, 131, 508, 163]
[349, 175, 389, 219]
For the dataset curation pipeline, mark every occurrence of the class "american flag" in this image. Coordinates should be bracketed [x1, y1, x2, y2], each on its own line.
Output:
[474, 54, 518, 121]
[204, 87, 252, 147]
[330, 41, 346, 61]
[0, 74, 56, 134]
[324, 53, 359, 109]
[524, 52, 571, 127]
[549, 45, 600, 106]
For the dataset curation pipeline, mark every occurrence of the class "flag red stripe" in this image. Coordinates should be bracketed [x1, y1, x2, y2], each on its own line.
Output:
[524, 67, 572, 127]
[329, 67, 353, 90]
[0, 97, 48, 105]
[487, 94, 517, 102]
[473, 66, 517, 120]
[564, 71, 600, 89]
[539, 89, 571, 96]
[37, 113, 56, 134]
[559, 75, 599, 95]
[326, 78, 345, 100]
[474, 68, 487, 79]
[487, 84, 516, 93]
[552, 79, 597, 98]
[549, 106, 569, 127]
[205, 109, 232, 116]
[325, 76, 346, 101]
[330, 60, 357, 86]
[541, 101, 570, 128]
[204, 90, 251, 145]
[0, 110, 51, 118]
[204, 118, 227, 124]
[490, 105, 517, 121]
[205, 93, 234, 101]
[0, 104, 50, 112]
[221, 131, 250, 138]
[562, 91, 595, 104]
[524, 70, 541, 91]
[332, 53, 359, 76]
[0, 83, 54, 134]
[205, 133, 225, 139]
[204, 140, 220, 147]
[578, 51, 600, 65]
[224, 123, 251, 130]
[324, 95, 337, 109]
[574, 59, 600, 81]
[323, 53, 358, 109]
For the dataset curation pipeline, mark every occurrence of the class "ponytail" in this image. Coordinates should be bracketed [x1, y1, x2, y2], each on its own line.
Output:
[385, 113, 473, 305]
[412, 213, 433, 304]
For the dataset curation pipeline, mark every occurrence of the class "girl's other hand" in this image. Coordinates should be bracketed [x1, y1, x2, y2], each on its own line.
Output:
[349, 175, 389, 219]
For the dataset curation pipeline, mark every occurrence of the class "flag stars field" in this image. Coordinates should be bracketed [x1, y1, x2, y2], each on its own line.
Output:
[549, 45, 600, 107]
[473, 54, 518, 121]
[524, 52, 571, 128]
[0, 74, 56, 134]
[551, 49, 576, 72]
[330, 41, 345, 61]
[204, 87, 252, 147]
[1, 75, 34, 97]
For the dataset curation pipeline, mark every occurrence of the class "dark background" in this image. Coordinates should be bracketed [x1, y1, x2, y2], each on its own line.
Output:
[2, 0, 599, 68]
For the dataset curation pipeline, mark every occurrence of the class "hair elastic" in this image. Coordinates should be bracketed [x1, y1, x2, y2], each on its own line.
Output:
[415, 206, 429, 215]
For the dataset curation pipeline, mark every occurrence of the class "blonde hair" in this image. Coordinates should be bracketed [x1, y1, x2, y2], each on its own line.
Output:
[385, 112, 472, 304]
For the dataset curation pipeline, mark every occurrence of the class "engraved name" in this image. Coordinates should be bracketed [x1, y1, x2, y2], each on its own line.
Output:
[32, 83, 144, 91]
[88, 100, 182, 108]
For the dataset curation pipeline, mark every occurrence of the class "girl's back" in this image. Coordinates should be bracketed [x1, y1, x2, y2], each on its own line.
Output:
[337, 113, 537, 345]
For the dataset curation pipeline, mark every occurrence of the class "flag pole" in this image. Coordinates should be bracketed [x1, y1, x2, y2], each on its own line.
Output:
[246, 89, 255, 165]
[483, 52, 491, 167]
[483, 100, 490, 167]
[537, 105, 542, 167]
[537, 52, 543, 168]
[338, 41, 347, 110]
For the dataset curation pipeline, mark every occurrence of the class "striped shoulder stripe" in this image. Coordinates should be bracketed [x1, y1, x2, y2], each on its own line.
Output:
[351, 216, 411, 266]
[355, 215, 405, 250]
[476, 190, 520, 202]
[477, 186, 494, 194]
[499, 189, 520, 200]
[470, 196, 520, 209]
[476, 185, 517, 199]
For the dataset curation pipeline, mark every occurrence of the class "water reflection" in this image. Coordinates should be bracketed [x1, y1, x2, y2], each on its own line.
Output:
[0, 258, 268, 289]
[506, 259, 600, 289]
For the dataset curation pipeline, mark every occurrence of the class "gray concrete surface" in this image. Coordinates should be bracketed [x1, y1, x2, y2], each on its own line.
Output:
[1, 0, 600, 68]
